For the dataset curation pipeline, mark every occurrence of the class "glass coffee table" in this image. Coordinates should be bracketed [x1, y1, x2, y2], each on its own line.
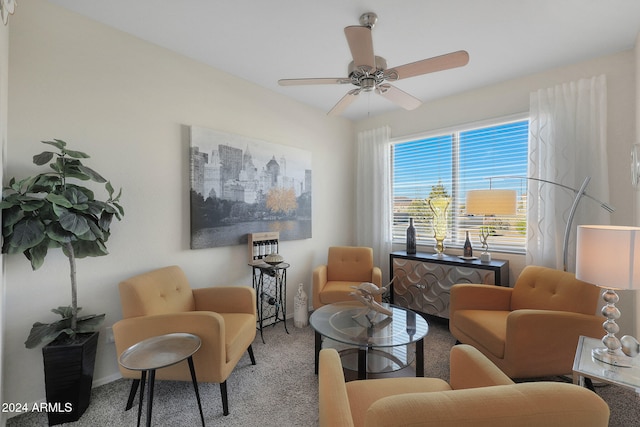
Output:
[310, 301, 428, 380]
[573, 335, 640, 395]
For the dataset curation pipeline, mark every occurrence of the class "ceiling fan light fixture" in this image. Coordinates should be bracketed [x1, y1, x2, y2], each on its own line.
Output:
[361, 78, 375, 92]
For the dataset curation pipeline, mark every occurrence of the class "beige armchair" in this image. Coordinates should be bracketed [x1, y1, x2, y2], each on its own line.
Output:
[319, 344, 609, 427]
[312, 246, 382, 309]
[449, 265, 604, 378]
[113, 265, 256, 416]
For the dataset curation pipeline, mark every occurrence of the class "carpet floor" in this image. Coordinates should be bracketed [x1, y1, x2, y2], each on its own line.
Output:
[7, 317, 639, 426]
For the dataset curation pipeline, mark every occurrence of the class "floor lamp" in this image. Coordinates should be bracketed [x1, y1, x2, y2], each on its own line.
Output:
[472, 176, 614, 271]
[576, 225, 640, 367]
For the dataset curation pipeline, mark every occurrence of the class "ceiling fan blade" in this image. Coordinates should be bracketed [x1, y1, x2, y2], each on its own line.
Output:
[278, 77, 351, 86]
[344, 26, 376, 70]
[385, 50, 469, 81]
[375, 84, 422, 110]
[328, 89, 360, 116]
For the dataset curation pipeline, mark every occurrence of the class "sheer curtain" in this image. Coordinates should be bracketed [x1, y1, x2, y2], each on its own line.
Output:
[356, 126, 393, 280]
[527, 75, 610, 271]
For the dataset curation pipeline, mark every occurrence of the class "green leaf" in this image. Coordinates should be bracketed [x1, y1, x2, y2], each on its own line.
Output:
[24, 321, 68, 349]
[113, 202, 124, 218]
[72, 239, 108, 258]
[46, 193, 73, 208]
[27, 241, 49, 270]
[64, 187, 90, 206]
[1, 205, 24, 229]
[42, 139, 66, 150]
[77, 165, 106, 183]
[105, 181, 114, 197]
[45, 222, 74, 243]
[87, 221, 104, 240]
[58, 210, 90, 235]
[98, 212, 113, 231]
[52, 306, 75, 317]
[32, 174, 60, 192]
[16, 175, 40, 193]
[20, 199, 45, 212]
[68, 184, 94, 201]
[76, 227, 97, 241]
[62, 149, 90, 159]
[76, 314, 106, 332]
[33, 151, 54, 166]
[7, 218, 45, 253]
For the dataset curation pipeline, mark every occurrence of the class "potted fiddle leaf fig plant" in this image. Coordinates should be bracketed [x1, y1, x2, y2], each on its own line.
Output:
[1, 139, 124, 424]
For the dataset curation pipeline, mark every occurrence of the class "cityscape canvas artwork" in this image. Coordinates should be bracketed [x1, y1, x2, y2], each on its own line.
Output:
[189, 126, 312, 249]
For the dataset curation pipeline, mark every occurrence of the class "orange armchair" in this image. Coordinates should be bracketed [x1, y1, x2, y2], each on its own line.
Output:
[319, 344, 609, 427]
[312, 246, 382, 309]
[449, 265, 604, 378]
[113, 265, 256, 416]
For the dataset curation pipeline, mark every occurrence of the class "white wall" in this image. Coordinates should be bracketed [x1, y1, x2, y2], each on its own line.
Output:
[3, 0, 354, 409]
[356, 49, 637, 334]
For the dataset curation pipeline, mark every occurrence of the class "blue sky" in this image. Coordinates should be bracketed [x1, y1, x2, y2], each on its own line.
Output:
[393, 120, 529, 202]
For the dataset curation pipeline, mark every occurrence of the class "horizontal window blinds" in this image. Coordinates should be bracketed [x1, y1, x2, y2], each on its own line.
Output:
[392, 119, 529, 252]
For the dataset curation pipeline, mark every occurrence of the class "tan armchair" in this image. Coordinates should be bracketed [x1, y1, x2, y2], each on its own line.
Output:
[319, 344, 609, 427]
[312, 246, 383, 309]
[449, 265, 604, 378]
[113, 265, 256, 416]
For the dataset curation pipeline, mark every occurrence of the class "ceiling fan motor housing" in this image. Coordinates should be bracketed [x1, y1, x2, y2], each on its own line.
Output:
[348, 56, 391, 91]
[359, 12, 378, 29]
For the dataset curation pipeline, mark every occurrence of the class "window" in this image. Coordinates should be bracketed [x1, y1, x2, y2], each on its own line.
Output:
[392, 118, 529, 253]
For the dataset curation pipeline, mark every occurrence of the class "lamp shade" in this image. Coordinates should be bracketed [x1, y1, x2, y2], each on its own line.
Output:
[575, 225, 640, 290]
[465, 189, 516, 216]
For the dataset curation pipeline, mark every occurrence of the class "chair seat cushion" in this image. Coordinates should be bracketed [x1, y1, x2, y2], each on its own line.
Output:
[347, 378, 452, 427]
[453, 310, 509, 359]
[221, 313, 256, 363]
[319, 281, 361, 304]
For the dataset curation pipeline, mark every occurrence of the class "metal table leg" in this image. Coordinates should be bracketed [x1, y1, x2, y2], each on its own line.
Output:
[145, 369, 155, 427]
[314, 331, 322, 374]
[187, 356, 205, 426]
[358, 348, 368, 380]
[416, 337, 424, 377]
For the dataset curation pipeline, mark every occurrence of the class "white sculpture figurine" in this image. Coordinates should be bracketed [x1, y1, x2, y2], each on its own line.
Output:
[349, 281, 393, 317]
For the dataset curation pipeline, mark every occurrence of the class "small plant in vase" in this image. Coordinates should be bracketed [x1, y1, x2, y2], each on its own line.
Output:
[1, 139, 123, 424]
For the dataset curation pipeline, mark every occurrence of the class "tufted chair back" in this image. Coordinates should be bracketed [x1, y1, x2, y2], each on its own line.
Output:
[510, 265, 601, 314]
[326, 246, 375, 282]
[119, 265, 196, 318]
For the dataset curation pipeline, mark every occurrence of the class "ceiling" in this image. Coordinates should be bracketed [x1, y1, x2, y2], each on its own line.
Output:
[48, 0, 640, 121]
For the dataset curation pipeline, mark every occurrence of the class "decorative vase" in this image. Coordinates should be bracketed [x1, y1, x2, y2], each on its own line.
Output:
[406, 218, 416, 254]
[294, 283, 309, 328]
[428, 197, 450, 256]
[42, 332, 99, 425]
[463, 230, 473, 257]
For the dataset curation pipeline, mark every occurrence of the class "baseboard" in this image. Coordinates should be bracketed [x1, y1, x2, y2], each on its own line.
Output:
[92, 372, 122, 388]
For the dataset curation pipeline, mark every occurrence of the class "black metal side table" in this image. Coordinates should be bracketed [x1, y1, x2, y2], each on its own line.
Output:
[250, 262, 290, 343]
[119, 333, 205, 427]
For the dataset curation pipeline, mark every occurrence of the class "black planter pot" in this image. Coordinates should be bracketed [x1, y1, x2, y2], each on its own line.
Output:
[41, 331, 99, 426]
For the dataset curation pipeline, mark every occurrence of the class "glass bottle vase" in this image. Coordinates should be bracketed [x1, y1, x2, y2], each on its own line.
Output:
[428, 197, 450, 256]
[406, 218, 416, 254]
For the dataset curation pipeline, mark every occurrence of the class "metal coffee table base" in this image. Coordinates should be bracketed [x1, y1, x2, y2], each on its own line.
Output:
[314, 331, 425, 380]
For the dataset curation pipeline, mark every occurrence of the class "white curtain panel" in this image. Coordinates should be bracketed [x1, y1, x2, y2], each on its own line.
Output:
[527, 74, 610, 271]
[356, 126, 393, 281]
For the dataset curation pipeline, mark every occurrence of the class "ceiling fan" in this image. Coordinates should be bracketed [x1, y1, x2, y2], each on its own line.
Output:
[278, 12, 470, 116]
